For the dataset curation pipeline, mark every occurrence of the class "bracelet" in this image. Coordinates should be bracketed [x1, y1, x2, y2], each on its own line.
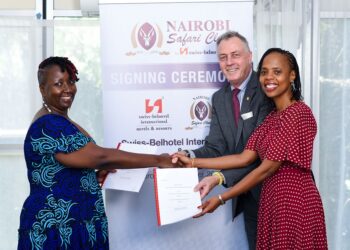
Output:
[218, 194, 225, 205]
[191, 158, 195, 168]
[183, 150, 191, 157]
[212, 172, 224, 186]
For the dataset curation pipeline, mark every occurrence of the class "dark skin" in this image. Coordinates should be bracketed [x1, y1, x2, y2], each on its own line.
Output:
[36, 64, 174, 183]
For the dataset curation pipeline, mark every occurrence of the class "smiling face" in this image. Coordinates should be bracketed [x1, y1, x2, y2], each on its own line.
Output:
[217, 37, 252, 87]
[40, 65, 77, 114]
[259, 52, 295, 101]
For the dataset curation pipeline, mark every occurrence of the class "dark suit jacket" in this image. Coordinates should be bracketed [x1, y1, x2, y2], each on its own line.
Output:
[192, 70, 273, 215]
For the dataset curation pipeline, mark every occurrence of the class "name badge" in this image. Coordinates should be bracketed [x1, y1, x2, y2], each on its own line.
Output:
[241, 111, 253, 120]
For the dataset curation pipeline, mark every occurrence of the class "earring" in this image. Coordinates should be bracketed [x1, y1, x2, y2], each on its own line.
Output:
[43, 101, 52, 113]
[291, 81, 296, 92]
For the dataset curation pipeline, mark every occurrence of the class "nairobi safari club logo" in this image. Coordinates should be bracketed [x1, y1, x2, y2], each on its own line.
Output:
[131, 22, 163, 51]
[187, 96, 212, 129]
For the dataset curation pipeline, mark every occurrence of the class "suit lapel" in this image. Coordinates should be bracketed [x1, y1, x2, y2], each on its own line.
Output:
[235, 73, 258, 147]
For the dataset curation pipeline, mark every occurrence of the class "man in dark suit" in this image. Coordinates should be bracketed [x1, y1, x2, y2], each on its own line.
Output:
[180, 31, 273, 250]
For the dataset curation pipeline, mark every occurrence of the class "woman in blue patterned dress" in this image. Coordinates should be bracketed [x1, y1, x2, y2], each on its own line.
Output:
[18, 57, 173, 250]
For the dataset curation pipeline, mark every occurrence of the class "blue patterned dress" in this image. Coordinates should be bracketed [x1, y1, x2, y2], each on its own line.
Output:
[18, 114, 109, 250]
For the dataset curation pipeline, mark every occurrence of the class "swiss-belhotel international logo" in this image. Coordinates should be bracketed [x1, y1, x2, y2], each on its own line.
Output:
[186, 96, 212, 129]
[127, 22, 167, 56]
[137, 97, 171, 132]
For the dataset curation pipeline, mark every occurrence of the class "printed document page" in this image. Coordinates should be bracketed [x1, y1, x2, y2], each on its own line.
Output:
[154, 168, 202, 226]
[103, 143, 157, 192]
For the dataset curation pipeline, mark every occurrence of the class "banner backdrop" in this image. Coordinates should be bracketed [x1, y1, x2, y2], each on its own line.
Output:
[100, 1, 253, 249]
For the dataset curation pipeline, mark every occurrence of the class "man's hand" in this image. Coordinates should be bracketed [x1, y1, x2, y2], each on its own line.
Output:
[171, 153, 192, 167]
[175, 151, 188, 157]
[194, 175, 220, 199]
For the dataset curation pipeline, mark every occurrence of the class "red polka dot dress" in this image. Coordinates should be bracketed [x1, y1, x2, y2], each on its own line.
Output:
[245, 101, 327, 249]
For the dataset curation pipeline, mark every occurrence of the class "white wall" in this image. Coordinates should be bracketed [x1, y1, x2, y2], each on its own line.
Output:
[320, 0, 350, 12]
[0, 0, 81, 10]
[0, 0, 35, 9]
[55, 0, 80, 10]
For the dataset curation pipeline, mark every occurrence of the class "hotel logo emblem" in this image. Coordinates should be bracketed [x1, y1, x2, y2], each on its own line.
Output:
[145, 98, 163, 113]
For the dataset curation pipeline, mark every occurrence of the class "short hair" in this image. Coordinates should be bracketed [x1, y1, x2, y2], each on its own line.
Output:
[216, 31, 251, 52]
[257, 48, 303, 101]
[37, 56, 79, 85]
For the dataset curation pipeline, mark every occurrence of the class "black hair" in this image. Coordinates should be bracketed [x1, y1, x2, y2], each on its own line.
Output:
[257, 48, 303, 101]
[216, 31, 251, 52]
[37, 56, 79, 85]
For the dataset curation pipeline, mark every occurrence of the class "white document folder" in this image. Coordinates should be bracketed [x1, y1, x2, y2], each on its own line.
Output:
[102, 143, 157, 192]
[154, 168, 202, 226]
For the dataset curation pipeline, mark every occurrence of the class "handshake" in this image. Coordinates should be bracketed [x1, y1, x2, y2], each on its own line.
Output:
[167, 150, 197, 168]
[98, 149, 224, 218]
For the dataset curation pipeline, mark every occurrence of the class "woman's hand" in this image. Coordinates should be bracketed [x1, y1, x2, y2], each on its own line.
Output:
[96, 169, 117, 186]
[193, 196, 221, 218]
[171, 153, 193, 168]
[194, 176, 220, 199]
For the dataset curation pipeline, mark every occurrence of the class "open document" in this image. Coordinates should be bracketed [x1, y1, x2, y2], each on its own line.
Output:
[103, 143, 157, 192]
[153, 168, 202, 226]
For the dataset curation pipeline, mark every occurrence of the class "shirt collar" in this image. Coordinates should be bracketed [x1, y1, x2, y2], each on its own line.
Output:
[230, 69, 252, 92]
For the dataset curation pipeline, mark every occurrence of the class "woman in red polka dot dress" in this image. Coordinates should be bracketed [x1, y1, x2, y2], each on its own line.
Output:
[173, 48, 328, 249]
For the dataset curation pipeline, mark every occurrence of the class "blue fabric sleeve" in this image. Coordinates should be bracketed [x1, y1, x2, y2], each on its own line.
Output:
[30, 114, 93, 155]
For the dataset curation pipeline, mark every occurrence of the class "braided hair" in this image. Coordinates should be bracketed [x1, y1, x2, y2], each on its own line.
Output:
[37, 56, 79, 85]
[257, 48, 303, 101]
